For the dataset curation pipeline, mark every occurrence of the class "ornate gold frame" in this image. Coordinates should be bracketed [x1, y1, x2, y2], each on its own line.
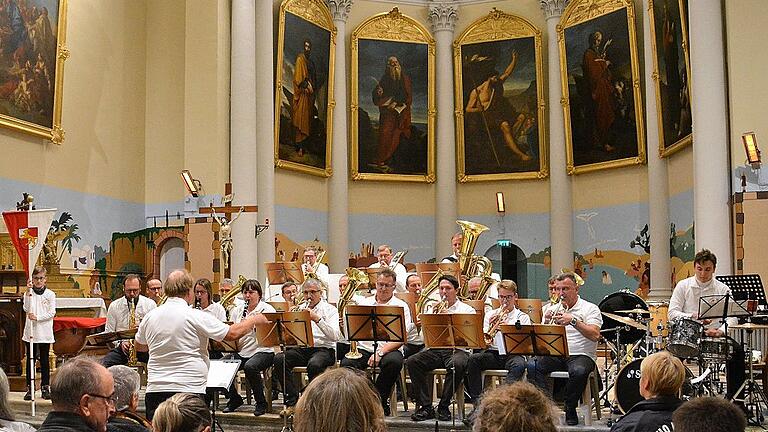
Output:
[453, 8, 548, 182]
[350, 8, 436, 183]
[274, 0, 336, 177]
[649, 0, 692, 158]
[558, 0, 646, 175]
[0, 0, 68, 144]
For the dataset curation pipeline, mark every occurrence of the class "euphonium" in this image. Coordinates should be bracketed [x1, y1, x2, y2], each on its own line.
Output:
[416, 269, 446, 316]
[128, 299, 137, 367]
[340, 267, 368, 360]
[220, 275, 247, 312]
[455, 220, 494, 298]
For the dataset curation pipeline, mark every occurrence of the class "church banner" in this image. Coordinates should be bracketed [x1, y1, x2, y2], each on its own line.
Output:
[2, 208, 56, 277]
[558, 0, 646, 175]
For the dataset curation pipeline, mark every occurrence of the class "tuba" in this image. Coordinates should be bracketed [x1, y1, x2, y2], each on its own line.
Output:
[219, 275, 247, 312]
[339, 267, 368, 359]
[455, 220, 494, 298]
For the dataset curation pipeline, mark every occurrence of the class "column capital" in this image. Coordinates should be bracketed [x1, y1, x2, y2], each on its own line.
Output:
[326, 0, 353, 22]
[540, 0, 568, 20]
[428, 1, 458, 34]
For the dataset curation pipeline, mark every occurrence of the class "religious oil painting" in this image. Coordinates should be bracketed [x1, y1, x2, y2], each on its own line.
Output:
[275, 0, 335, 177]
[0, 0, 67, 144]
[558, 0, 645, 175]
[351, 8, 435, 183]
[454, 9, 547, 182]
[650, 0, 692, 157]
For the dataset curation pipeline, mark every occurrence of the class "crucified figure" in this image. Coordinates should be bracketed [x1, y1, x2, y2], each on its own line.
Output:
[211, 205, 244, 269]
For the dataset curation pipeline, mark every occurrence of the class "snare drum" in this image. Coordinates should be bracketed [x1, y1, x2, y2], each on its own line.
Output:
[700, 337, 732, 362]
[667, 318, 703, 358]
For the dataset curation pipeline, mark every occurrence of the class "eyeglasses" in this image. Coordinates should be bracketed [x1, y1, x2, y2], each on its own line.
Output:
[303, 290, 321, 294]
[376, 283, 395, 289]
[498, 295, 516, 300]
[87, 393, 116, 406]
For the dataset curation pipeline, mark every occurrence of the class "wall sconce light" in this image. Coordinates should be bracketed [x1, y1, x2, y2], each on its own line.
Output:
[181, 170, 203, 197]
[496, 192, 506, 213]
[743, 132, 761, 167]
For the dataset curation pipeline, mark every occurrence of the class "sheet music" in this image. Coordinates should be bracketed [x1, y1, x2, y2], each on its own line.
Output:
[207, 359, 241, 390]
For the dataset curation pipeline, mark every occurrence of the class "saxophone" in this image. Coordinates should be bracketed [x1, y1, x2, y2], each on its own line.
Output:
[127, 299, 137, 366]
[339, 268, 368, 360]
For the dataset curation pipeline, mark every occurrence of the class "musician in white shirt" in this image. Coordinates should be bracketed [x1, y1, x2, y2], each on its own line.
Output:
[22, 266, 56, 401]
[134, 269, 266, 420]
[217, 277, 244, 321]
[146, 278, 163, 304]
[368, 244, 407, 292]
[302, 247, 329, 285]
[407, 275, 476, 422]
[403, 274, 424, 358]
[194, 278, 227, 322]
[668, 249, 745, 400]
[102, 274, 156, 368]
[440, 233, 463, 263]
[340, 269, 413, 415]
[222, 279, 276, 416]
[272, 278, 341, 413]
[466, 280, 531, 418]
[540, 276, 559, 318]
[527, 272, 602, 426]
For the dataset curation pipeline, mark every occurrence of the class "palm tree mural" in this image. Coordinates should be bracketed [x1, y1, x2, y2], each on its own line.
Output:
[42, 212, 81, 265]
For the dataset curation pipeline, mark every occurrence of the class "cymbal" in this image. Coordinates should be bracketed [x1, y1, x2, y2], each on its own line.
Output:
[730, 322, 768, 330]
[601, 312, 647, 330]
[615, 308, 651, 314]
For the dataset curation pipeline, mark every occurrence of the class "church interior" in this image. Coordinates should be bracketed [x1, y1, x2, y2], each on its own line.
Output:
[1, 0, 768, 429]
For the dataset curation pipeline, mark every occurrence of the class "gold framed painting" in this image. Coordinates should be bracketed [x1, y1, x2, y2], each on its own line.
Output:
[649, 0, 692, 157]
[454, 8, 547, 182]
[558, 0, 646, 175]
[350, 7, 436, 183]
[274, 0, 336, 177]
[0, 0, 68, 144]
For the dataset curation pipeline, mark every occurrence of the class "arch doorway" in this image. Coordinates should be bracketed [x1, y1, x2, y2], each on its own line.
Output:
[484, 243, 528, 297]
[159, 237, 185, 280]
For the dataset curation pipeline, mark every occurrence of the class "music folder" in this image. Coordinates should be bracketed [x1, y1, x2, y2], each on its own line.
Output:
[421, 313, 484, 350]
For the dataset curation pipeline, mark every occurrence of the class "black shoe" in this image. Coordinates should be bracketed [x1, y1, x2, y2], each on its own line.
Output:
[382, 401, 391, 416]
[222, 396, 243, 413]
[253, 403, 268, 417]
[437, 405, 451, 421]
[565, 406, 578, 426]
[271, 390, 280, 401]
[411, 405, 435, 422]
[23, 390, 31, 401]
[41, 386, 51, 400]
[463, 406, 478, 427]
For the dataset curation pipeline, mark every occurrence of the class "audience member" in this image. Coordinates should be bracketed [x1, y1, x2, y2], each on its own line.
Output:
[0, 368, 35, 432]
[106, 366, 151, 432]
[152, 393, 211, 432]
[470, 381, 556, 432]
[672, 396, 747, 432]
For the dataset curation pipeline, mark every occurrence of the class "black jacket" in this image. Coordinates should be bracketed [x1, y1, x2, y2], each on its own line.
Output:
[106, 416, 151, 432]
[610, 396, 683, 432]
[37, 411, 97, 432]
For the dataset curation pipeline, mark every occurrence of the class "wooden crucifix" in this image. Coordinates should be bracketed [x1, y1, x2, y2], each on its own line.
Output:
[199, 183, 258, 278]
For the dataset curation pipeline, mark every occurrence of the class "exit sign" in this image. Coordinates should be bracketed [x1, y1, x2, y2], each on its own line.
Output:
[497, 239, 512, 247]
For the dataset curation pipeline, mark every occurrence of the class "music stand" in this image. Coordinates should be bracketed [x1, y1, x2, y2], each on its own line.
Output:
[498, 324, 569, 357]
[266, 262, 304, 285]
[517, 299, 543, 323]
[207, 359, 241, 432]
[394, 292, 418, 325]
[254, 311, 313, 432]
[345, 305, 406, 385]
[717, 274, 767, 311]
[422, 313, 483, 427]
[267, 301, 290, 312]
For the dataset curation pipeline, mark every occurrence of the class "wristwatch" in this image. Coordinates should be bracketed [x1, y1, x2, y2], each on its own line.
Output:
[569, 317, 579, 327]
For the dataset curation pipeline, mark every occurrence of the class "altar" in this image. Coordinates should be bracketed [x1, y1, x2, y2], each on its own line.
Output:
[56, 297, 107, 318]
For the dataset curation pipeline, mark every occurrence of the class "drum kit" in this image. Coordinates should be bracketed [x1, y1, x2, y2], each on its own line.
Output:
[597, 291, 747, 422]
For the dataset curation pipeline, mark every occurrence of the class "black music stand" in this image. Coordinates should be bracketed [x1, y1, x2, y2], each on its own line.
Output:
[345, 305, 406, 385]
[422, 313, 484, 428]
[255, 311, 313, 432]
[717, 274, 767, 312]
[207, 359, 241, 432]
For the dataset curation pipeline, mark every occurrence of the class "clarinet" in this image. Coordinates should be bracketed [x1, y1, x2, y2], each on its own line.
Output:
[242, 299, 250, 319]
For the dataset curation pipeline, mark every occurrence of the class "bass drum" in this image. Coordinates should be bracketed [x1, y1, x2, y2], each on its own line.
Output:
[599, 291, 648, 344]
[616, 358, 694, 413]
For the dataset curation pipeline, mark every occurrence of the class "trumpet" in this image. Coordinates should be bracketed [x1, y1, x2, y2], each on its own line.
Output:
[291, 300, 309, 312]
[432, 296, 448, 314]
[484, 308, 512, 345]
[546, 294, 569, 325]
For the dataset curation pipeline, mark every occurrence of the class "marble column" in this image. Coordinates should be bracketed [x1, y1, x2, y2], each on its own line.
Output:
[230, 0, 258, 278]
[541, 0, 572, 274]
[689, 1, 732, 272]
[327, 0, 352, 273]
[254, 0, 276, 281]
[429, 2, 458, 260]
[643, 0, 672, 300]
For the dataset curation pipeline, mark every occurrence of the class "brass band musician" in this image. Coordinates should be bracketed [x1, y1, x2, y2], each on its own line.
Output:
[403, 274, 424, 358]
[407, 275, 476, 422]
[466, 280, 531, 419]
[272, 278, 341, 416]
[217, 278, 244, 321]
[145, 278, 163, 304]
[440, 233, 463, 263]
[527, 272, 602, 426]
[302, 247, 329, 286]
[102, 274, 156, 368]
[193, 278, 226, 322]
[368, 244, 407, 292]
[340, 269, 414, 416]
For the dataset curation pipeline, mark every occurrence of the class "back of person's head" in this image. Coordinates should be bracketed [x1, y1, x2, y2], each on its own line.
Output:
[108, 365, 140, 412]
[0, 368, 15, 421]
[672, 397, 746, 432]
[152, 393, 211, 432]
[164, 269, 194, 298]
[472, 381, 556, 432]
[50, 356, 105, 411]
[294, 368, 385, 432]
[640, 351, 685, 397]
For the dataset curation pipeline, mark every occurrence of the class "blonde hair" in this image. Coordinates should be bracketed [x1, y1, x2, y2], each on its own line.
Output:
[640, 351, 685, 397]
[472, 381, 557, 432]
[294, 368, 386, 432]
[497, 279, 518, 295]
[152, 393, 210, 432]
